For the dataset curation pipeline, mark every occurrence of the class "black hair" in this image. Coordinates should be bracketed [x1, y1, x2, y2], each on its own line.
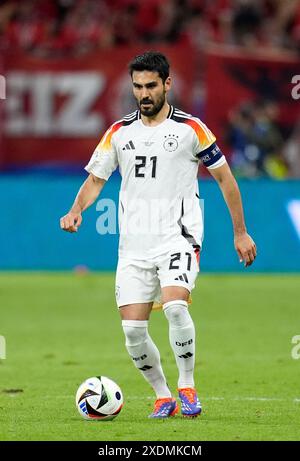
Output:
[128, 51, 170, 83]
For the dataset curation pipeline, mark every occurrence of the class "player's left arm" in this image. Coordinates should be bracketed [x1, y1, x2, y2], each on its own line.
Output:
[208, 162, 257, 267]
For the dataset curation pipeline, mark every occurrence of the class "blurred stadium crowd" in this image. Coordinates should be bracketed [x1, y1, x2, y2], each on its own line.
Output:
[1, 0, 300, 56]
[227, 100, 300, 178]
[0, 0, 299, 178]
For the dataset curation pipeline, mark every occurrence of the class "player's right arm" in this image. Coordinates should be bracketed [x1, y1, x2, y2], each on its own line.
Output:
[60, 120, 122, 233]
[60, 174, 106, 233]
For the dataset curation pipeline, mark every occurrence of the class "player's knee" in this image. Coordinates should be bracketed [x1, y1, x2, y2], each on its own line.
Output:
[163, 300, 192, 328]
[122, 320, 148, 346]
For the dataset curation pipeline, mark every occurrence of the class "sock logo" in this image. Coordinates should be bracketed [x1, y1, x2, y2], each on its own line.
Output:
[132, 354, 147, 361]
[178, 352, 193, 359]
[138, 365, 152, 371]
[175, 339, 193, 347]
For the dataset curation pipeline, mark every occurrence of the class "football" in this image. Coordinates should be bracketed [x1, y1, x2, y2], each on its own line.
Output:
[75, 376, 123, 421]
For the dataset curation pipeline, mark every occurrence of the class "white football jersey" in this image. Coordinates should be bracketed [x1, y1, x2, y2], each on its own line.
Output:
[85, 106, 226, 259]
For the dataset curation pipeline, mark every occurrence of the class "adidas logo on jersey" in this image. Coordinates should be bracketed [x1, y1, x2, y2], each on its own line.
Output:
[174, 273, 189, 283]
[122, 140, 135, 151]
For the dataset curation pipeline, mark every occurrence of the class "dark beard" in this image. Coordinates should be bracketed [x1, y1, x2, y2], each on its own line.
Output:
[138, 94, 166, 117]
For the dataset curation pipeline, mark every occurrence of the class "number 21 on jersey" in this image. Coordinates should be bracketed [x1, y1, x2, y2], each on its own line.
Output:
[135, 156, 157, 178]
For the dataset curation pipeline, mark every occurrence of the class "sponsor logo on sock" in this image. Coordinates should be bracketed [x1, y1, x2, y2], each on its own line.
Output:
[176, 339, 193, 347]
[138, 365, 153, 371]
[132, 354, 147, 361]
[178, 352, 194, 359]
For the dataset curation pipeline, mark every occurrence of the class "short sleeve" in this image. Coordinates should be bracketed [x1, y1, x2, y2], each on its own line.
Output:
[188, 117, 226, 169]
[85, 121, 122, 180]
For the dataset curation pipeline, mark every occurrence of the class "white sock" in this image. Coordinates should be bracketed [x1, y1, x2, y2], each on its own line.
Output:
[163, 300, 195, 389]
[122, 320, 171, 398]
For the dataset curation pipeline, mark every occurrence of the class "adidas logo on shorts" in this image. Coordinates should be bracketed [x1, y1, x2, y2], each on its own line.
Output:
[175, 273, 189, 283]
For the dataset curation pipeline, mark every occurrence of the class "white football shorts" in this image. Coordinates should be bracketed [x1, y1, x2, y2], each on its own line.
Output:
[115, 243, 200, 308]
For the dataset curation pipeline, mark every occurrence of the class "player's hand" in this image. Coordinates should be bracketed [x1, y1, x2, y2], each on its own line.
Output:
[234, 233, 257, 267]
[60, 212, 82, 233]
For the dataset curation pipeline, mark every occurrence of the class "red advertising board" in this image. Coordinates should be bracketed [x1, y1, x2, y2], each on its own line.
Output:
[1, 46, 196, 168]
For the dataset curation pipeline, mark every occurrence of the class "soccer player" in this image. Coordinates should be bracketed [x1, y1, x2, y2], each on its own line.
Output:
[60, 51, 256, 419]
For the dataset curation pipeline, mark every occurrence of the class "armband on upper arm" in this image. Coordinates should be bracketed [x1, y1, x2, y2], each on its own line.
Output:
[196, 142, 224, 168]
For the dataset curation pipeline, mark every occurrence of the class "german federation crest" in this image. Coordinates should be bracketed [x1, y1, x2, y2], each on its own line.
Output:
[163, 134, 179, 152]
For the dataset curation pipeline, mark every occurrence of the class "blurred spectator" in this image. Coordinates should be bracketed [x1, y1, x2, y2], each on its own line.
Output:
[180, 6, 215, 49]
[283, 119, 300, 177]
[110, 0, 138, 45]
[231, 0, 263, 49]
[56, 0, 113, 55]
[2, 1, 52, 53]
[1, 0, 300, 55]
[227, 100, 286, 178]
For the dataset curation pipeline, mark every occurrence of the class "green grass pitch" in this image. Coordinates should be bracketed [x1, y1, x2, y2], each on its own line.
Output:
[0, 273, 299, 441]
